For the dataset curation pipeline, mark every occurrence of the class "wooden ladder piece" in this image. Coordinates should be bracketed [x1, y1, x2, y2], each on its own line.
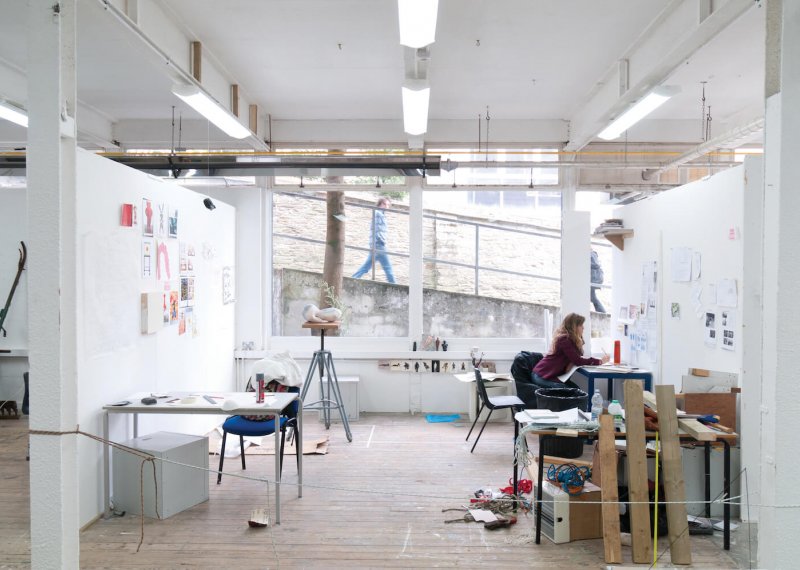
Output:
[599, 414, 622, 564]
[654, 385, 692, 565]
[624, 380, 653, 563]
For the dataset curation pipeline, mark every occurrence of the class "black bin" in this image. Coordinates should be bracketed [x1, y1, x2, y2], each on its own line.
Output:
[535, 387, 588, 458]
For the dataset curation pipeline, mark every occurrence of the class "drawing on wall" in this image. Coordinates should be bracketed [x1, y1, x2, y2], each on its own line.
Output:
[185, 308, 194, 337]
[156, 240, 171, 281]
[169, 291, 179, 323]
[222, 266, 235, 304]
[157, 202, 167, 237]
[717, 278, 738, 307]
[178, 310, 186, 335]
[671, 302, 680, 319]
[168, 206, 178, 238]
[162, 292, 170, 324]
[121, 204, 134, 227]
[141, 239, 153, 278]
[142, 198, 154, 236]
[187, 243, 195, 271]
[180, 243, 188, 274]
[628, 304, 638, 320]
[180, 277, 195, 307]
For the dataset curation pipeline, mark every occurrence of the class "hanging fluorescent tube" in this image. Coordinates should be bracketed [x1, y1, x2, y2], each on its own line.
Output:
[402, 82, 430, 136]
[172, 84, 250, 139]
[0, 100, 28, 128]
[597, 86, 681, 141]
[398, 0, 439, 48]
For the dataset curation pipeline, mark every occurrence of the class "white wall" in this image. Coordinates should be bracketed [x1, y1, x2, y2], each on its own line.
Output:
[0, 186, 28, 400]
[73, 151, 236, 524]
[612, 163, 751, 388]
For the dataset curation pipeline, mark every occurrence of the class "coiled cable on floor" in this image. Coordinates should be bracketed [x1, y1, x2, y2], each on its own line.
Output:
[546, 463, 591, 495]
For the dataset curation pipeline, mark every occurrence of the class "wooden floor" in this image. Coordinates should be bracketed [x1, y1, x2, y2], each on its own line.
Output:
[1, 413, 747, 568]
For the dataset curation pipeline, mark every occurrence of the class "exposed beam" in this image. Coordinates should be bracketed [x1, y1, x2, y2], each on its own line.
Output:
[566, 0, 755, 151]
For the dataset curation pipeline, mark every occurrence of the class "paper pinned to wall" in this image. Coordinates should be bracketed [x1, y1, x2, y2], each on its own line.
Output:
[721, 309, 736, 351]
[691, 251, 702, 281]
[670, 247, 692, 282]
[704, 283, 717, 306]
[691, 282, 703, 317]
[717, 278, 738, 307]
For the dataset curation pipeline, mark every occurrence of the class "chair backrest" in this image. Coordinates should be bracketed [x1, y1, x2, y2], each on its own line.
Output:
[474, 367, 493, 409]
[510, 351, 543, 384]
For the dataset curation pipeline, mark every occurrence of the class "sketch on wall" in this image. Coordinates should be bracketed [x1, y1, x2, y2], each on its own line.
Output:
[168, 207, 178, 238]
[222, 266, 235, 304]
[157, 202, 167, 237]
[141, 239, 153, 277]
[142, 198, 154, 236]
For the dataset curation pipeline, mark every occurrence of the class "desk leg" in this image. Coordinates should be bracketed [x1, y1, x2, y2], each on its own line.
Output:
[297, 403, 303, 499]
[512, 416, 519, 511]
[607, 379, 613, 404]
[535, 435, 547, 544]
[587, 378, 595, 411]
[723, 440, 731, 550]
[274, 425, 282, 524]
[133, 413, 138, 439]
[704, 442, 711, 518]
[103, 411, 110, 518]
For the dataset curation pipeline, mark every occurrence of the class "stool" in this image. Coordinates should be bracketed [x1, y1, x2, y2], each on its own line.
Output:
[299, 321, 353, 442]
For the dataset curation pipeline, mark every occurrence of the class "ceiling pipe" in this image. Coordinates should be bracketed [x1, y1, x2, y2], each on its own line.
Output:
[641, 117, 764, 180]
[95, 0, 268, 151]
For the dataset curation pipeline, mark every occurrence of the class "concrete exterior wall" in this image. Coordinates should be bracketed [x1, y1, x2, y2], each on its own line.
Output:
[274, 268, 609, 338]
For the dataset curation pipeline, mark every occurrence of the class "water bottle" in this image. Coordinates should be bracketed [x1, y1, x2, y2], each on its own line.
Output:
[590, 389, 603, 421]
[607, 400, 624, 430]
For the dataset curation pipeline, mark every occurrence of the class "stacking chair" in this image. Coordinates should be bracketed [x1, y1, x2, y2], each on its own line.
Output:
[466, 368, 525, 453]
[217, 385, 300, 484]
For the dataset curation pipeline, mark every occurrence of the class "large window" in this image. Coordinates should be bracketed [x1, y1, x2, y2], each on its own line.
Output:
[272, 190, 409, 337]
[422, 190, 562, 338]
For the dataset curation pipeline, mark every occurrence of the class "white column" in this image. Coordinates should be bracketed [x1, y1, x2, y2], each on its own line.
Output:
[560, 167, 592, 347]
[27, 1, 79, 567]
[407, 179, 423, 413]
[760, 1, 800, 567]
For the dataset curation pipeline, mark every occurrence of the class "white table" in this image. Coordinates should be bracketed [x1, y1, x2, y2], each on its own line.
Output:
[103, 391, 302, 524]
[453, 372, 515, 422]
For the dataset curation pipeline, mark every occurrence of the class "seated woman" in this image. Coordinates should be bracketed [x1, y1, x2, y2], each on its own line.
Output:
[532, 313, 609, 390]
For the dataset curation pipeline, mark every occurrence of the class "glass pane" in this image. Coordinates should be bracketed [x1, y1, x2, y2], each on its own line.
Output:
[273, 190, 409, 337]
[423, 189, 562, 338]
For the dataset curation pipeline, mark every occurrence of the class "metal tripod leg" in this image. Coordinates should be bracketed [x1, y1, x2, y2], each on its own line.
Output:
[322, 351, 352, 442]
[300, 349, 352, 442]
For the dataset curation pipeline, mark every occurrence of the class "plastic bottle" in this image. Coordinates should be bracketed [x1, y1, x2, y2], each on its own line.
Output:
[590, 389, 603, 421]
[607, 399, 624, 430]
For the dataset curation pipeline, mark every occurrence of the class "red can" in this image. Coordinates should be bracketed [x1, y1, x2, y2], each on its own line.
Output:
[613, 340, 621, 364]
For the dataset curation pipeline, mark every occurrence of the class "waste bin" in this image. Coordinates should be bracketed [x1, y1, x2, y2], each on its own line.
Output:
[535, 387, 589, 458]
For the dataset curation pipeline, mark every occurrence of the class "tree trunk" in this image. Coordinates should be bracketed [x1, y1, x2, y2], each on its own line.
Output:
[321, 189, 345, 310]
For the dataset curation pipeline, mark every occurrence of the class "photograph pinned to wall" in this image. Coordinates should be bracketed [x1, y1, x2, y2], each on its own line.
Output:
[671, 302, 680, 319]
[178, 310, 186, 335]
[721, 309, 737, 351]
[705, 311, 716, 328]
[389, 360, 403, 371]
[179, 242, 188, 274]
[629, 304, 638, 320]
[670, 246, 692, 282]
[157, 202, 167, 237]
[691, 282, 703, 317]
[180, 277, 190, 307]
[691, 251, 702, 281]
[162, 292, 170, 324]
[141, 239, 154, 278]
[142, 198, 154, 236]
[169, 291, 179, 323]
[704, 311, 717, 347]
[168, 206, 179, 238]
[222, 266, 235, 304]
[187, 243, 195, 272]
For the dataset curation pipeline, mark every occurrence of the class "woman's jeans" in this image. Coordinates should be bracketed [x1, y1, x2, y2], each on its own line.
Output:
[352, 243, 395, 283]
[532, 373, 579, 390]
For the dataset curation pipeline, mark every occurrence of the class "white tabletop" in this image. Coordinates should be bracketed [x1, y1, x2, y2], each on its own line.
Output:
[104, 391, 298, 415]
[453, 372, 512, 383]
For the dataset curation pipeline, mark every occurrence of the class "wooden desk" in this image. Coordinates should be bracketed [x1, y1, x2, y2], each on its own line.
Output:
[103, 391, 301, 524]
[515, 418, 737, 551]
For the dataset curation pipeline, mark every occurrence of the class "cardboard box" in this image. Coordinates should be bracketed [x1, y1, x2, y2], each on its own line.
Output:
[534, 479, 603, 542]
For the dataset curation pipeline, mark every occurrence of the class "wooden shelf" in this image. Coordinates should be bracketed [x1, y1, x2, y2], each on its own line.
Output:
[595, 228, 633, 250]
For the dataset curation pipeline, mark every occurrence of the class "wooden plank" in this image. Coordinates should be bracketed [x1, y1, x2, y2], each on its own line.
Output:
[599, 414, 622, 564]
[231, 84, 239, 117]
[644, 390, 716, 441]
[623, 381, 653, 563]
[533, 455, 593, 468]
[655, 385, 692, 565]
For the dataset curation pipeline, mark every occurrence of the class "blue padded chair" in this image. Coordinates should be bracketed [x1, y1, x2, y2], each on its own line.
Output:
[216, 385, 300, 484]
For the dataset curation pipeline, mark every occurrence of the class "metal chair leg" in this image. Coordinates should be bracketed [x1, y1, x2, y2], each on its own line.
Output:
[217, 431, 227, 484]
[470, 408, 494, 453]
[466, 403, 486, 441]
[279, 425, 286, 477]
[239, 435, 246, 470]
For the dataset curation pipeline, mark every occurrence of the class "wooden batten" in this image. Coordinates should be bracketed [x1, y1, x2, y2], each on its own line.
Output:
[249, 104, 258, 135]
[191, 41, 202, 81]
[599, 414, 622, 564]
[624, 380, 653, 563]
[231, 85, 239, 117]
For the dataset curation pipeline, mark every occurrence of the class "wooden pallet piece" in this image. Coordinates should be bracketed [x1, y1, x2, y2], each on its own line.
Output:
[643, 391, 716, 442]
[654, 385, 692, 565]
[599, 413, 622, 564]
[623, 380, 653, 563]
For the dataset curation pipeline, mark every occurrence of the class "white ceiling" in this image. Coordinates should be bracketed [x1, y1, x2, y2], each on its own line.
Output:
[0, 0, 766, 149]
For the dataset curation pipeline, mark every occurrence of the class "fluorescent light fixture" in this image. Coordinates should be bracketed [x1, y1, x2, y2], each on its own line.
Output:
[172, 84, 250, 139]
[402, 82, 430, 136]
[0, 100, 28, 128]
[597, 86, 680, 141]
[398, 0, 439, 48]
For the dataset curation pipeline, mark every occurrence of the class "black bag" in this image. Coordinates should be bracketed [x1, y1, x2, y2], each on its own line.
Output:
[510, 351, 543, 408]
